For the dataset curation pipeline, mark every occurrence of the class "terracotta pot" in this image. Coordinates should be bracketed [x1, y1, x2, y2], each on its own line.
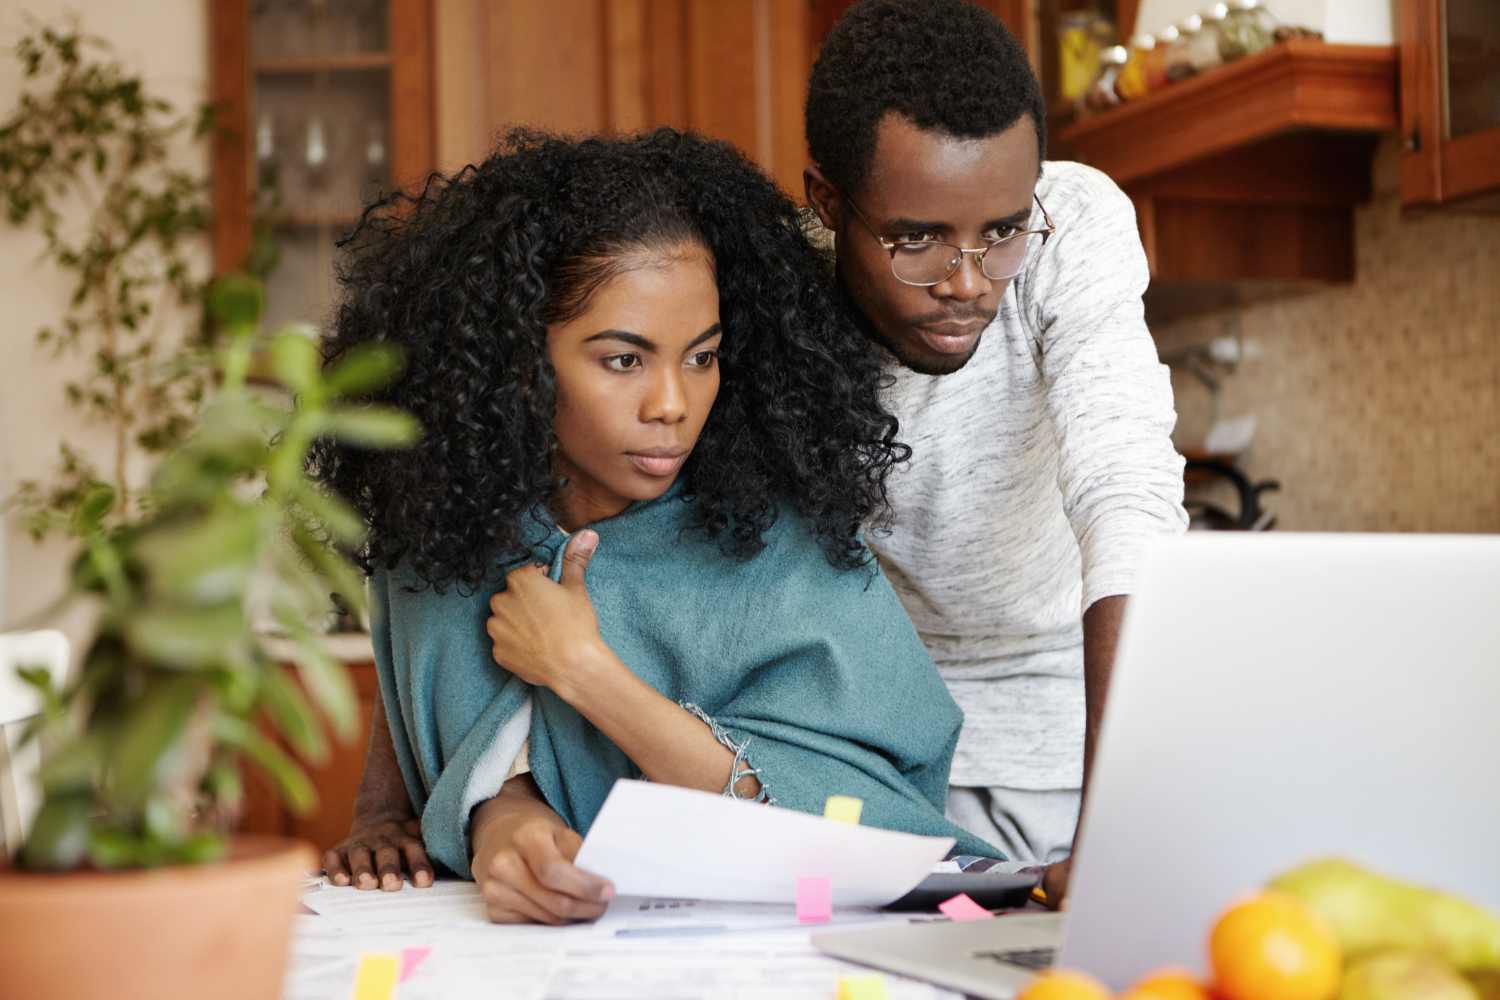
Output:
[0, 835, 316, 1000]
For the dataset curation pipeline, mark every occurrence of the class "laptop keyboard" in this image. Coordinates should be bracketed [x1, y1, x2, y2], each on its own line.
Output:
[971, 947, 1057, 971]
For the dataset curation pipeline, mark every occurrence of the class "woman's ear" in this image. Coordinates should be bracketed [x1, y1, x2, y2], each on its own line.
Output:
[803, 166, 842, 232]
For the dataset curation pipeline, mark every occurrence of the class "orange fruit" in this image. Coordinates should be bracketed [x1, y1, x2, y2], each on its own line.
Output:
[1119, 968, 1213, 1000]
[1210, 889, 1342, 1000]
[1015, 969, 1113, 1000]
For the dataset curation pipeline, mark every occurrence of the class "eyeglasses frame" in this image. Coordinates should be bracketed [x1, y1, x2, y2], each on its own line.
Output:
[841, 192, 1056, 287]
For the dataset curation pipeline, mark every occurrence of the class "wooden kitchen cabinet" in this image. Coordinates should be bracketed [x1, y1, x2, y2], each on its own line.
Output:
[1398, 0, 1500, 208]
[1058, 40, 1399, 321]
[210, 0, 437, 326]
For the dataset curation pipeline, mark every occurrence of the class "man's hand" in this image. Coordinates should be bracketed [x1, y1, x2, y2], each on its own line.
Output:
[323, 816, 434, 891]
[1041, 856, 1072, 910]
[487, 531, 609, 697]
[473, 814, 615, 924]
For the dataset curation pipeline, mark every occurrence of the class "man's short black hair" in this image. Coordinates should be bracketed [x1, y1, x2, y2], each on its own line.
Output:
[805, 0, 1047, 195]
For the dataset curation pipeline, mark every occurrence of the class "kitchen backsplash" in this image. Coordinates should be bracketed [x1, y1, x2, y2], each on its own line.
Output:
[1149, 135, 1500, 533]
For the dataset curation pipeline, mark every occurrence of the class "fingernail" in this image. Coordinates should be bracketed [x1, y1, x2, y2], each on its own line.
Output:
[577, 530, 598, 552]
[598, 883, 615, 901]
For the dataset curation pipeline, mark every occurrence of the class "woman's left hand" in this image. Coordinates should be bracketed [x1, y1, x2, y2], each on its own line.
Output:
[487, 530, 608, 696]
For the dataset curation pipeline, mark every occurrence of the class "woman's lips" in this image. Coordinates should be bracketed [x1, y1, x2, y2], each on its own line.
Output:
[627, 451, 687, 476]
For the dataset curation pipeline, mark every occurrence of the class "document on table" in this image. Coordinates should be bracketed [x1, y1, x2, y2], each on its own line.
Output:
[593, 895, 914, 937]
[283, 914, 966, 1000]
[573, 780, 954, 906]
[300, 879, 488, 930]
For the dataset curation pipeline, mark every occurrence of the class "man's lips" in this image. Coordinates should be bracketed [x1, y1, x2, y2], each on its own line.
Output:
[627, 450, 687, 476]
[915, 320, 987, 355]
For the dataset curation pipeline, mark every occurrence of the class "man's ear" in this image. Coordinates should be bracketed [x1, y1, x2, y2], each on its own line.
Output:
[804, 165, 842, 231]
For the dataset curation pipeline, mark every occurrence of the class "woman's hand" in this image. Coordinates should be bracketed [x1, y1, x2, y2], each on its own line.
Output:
[471, 775, 615, 924]
[323, 816, 434, 890]
[487, 531, 610, 697]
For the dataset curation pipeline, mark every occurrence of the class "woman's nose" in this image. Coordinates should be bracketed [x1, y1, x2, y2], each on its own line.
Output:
[640, 367, 688, 423]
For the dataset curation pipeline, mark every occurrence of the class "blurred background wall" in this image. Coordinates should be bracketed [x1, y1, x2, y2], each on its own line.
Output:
[0, 0, 208, 638]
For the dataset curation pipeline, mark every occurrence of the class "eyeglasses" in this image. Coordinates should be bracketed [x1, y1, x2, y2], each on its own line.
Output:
[842, 194, 1055, 286]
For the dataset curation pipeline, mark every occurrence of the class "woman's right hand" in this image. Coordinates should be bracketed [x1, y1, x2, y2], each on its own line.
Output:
[472, 813, 615, 924]
[323, 816, 435, 890]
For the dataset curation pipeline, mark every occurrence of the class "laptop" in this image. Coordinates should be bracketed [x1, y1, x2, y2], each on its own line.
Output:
[815, 533, 1500, 996]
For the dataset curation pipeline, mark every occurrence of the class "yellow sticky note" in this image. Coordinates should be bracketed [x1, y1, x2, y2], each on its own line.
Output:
[837, 972, 890, 1000]
[824, 794, 863, 825]
[351, 953, 401, 1000]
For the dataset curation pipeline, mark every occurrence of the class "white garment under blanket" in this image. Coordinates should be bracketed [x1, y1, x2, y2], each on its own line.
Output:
[460, 695, 532, 835]
[867, 160, 1188, 790]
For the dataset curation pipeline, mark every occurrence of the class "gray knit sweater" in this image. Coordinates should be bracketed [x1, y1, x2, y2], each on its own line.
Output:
[867, 160, 1188, 791]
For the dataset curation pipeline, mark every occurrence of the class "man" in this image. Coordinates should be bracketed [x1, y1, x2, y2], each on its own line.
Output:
[802, 0, 1187, 904]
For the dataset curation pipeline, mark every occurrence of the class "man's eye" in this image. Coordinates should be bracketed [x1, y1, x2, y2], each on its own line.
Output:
[895, 231, 936, 243]
[986, 226, 1022, 242]
[604, 354, 641, 371]
[688, 350, 718, 368]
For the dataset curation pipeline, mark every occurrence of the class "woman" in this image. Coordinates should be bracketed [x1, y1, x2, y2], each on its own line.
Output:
[315, 129, 999, 924]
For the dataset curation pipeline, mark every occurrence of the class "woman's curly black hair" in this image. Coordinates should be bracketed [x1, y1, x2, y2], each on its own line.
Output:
[311, 128, 909, 593]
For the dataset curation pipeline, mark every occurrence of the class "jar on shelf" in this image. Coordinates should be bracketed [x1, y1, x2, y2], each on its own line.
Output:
[1189, 4, 1227, 73]
[1150, 25, 1179, 91]
[1115, 34, 1154, 101]
[1058, 10, 1103, 105]
[1164, 17, 1200, 82]
[1086, 44, 1129, 112]
[1218, 0, 1278, 61]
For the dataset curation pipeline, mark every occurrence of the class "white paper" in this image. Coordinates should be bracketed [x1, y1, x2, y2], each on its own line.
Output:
[573, 780, 954, 906]
[594, 895, 910, 937]
[299, 878, 488, 930]
[283, 907, 964, 1000]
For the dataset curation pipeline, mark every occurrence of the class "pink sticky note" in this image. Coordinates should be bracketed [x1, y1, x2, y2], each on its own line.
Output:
[796, 875, 832, 922]
[399, 945, 432, 982]
[938, 893, 994, 922]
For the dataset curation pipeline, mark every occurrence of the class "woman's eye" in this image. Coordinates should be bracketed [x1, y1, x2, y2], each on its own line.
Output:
[603, 354, 641, 371]
[688, 350, 718, 368]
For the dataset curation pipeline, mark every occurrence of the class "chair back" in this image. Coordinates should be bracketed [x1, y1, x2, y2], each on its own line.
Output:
[0, 629, 71, 856]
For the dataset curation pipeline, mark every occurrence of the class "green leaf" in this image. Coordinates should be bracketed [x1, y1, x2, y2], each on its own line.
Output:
[271, 333, 322, 395]
[90, 827, 142, 869]
[215, 715, 316, 816]
[259, 662, 329, 762]
[20, 794, 93, 871]
[208, 272, 262, 328]
[320, 405, 420, 448]
[125, 601, 246, 668]
[112, 677, 196, 807]
[37, 734, 104, 795]
[135, 506, 261, 603]
[289, 481, 366, 546]
[171, 831, 227, 864]
[324, 342, 404, 397]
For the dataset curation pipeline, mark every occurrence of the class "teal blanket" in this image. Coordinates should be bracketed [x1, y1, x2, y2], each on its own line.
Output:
[369, 489, 1001, 877]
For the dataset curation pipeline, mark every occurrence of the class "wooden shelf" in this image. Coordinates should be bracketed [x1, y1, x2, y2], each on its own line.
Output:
[284, 210, 365, 229]
[254, 51, 391, 74]
[1060, 40, 1398, 186]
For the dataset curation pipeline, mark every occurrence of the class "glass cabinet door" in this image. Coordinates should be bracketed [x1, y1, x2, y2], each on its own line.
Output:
[1444, 0, 1500, 141]
[250, 0, 395, 329]
[1400, 0, 1500, 207]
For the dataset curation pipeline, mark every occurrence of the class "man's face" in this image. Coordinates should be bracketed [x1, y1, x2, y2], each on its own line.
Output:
[807, 112, 1040, 375]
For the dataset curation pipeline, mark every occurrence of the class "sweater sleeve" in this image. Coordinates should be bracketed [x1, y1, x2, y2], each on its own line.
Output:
[1020, 162, 1188, 611]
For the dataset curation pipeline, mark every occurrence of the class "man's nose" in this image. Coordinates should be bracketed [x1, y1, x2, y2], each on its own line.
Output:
[930, 252, 992, 302]
[640, 366, 688, 423]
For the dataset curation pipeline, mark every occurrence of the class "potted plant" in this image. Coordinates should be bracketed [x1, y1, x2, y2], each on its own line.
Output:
[0, 274, 417, 1000]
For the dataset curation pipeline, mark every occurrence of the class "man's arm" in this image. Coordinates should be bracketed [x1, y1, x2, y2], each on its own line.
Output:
[1081, 594, 1126, 794]
[322, 682, 435, 890]
[1040, 593, 1126, 907]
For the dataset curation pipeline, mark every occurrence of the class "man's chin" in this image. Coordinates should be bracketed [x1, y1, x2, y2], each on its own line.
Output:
[884, 331, 984, 376]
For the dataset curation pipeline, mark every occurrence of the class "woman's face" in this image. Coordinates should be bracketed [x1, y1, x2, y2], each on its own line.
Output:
[547, 247, 722, 531]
